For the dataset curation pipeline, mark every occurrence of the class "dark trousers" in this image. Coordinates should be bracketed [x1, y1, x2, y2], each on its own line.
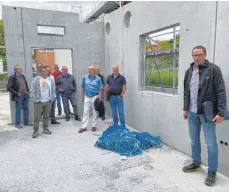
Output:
[50, 100, 56, 122]
[55, 88, 62, 114]
[62, 93, 78, 118]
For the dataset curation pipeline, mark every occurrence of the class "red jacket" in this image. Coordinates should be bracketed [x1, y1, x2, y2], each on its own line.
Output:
[52, 71, 62, 80]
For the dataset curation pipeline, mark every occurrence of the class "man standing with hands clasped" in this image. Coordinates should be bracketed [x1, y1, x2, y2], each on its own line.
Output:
[183, 45, 227, 186]
[56, 66, 81, 122]
[79, 65, 103, 133]
[104, 65, 127, 127]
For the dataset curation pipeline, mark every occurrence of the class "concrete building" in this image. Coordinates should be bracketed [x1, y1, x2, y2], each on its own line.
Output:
[2, 1, 229, 177]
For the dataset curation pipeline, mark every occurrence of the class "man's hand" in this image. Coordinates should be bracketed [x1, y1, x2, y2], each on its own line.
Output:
[59, 88, 64, 92]
[183, 111, 188, 119]
[82, 97, 85, 103]
[212, 115, 224, 124]
[105, 97, 108, 101]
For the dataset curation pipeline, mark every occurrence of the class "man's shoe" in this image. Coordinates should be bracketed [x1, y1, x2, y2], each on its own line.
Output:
[66, 117, 70, 121]
[43, 129, 52, 135]
[51, 120, 60, 124]
[75, 116, 81, 121]
[32, 131, 39, 138]
[182, 163, 202, 173]
[92, 127, 97, 132]
[102, 116, 105, 121]
[24, 122, 33, 126]
[205, 172, 216, 186]
[78, 128, 87, 133]
[15, 124, 23, 129]
[58, 112, 62, 116]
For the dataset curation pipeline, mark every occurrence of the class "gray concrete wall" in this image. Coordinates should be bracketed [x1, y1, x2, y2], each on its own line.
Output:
[77, 21, 105, 115]
[103, 1, 229, 176]
[3, 6, 104, 121]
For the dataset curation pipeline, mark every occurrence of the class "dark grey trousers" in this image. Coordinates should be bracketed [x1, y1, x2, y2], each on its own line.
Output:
[62, 93, 78, 118]
[50, 100, 56, 122]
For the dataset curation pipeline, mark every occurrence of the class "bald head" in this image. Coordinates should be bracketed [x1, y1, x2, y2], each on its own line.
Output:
[62, 66, 68, 75]
[88, 65, 96, 76]
[112, 65, 119, 75]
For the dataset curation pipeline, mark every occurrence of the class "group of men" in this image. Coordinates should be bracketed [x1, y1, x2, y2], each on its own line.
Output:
[7, 63, 127, 137]
[7, 45, 228, 186]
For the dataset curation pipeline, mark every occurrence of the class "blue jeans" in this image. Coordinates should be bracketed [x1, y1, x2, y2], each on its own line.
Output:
[109, 96, 125, 126]
[55, 88, 62, 113]
[188, 111, 218, 173]
[15, 94, 29, 125]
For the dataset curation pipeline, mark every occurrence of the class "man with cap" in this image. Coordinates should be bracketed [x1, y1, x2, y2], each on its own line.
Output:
[56, 66, 81, 121]
[7, 65, 33, 128]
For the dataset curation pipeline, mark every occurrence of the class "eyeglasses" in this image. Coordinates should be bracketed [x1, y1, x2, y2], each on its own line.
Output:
[192, 54, 204, 57]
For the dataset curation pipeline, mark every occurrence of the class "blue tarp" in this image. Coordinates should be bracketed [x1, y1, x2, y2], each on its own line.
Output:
[95, 125, 161, 156]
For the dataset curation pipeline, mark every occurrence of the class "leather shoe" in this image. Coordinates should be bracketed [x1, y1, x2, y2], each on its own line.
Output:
[51, 120, 60, 124]
[75, 116, 81, 121]
[78, 128, 86, 133]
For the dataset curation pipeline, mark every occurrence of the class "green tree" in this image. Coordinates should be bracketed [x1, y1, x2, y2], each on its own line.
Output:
[0, 20, 7, 72]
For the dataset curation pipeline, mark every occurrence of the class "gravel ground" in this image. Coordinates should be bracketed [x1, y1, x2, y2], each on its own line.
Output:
[0, 91, 11, 131]
[1, 92, 229, 192]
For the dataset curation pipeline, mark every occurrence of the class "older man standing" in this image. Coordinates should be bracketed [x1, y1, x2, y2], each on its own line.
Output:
[105, 65, 127, 127]
[30, 66, 56, 138]
[78, 65, 103, 133]
[7, 65, 33, 128]
[56, 66, 81, 121]
[183, 45, 227, 186]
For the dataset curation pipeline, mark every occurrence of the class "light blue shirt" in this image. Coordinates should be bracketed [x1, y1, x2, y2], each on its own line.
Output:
[81, 75, 102, 97]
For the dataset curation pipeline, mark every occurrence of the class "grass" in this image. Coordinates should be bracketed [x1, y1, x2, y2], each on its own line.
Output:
[0, 73, 8, 80]
[145, 69, 178, 88]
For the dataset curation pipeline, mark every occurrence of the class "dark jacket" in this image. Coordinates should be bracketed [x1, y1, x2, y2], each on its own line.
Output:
[98, 73, 105, 86]
[94, 98, 105, 118]
[7, 73, 29, 101]
[56, 73, 76, 97]
[183, 60, 226, 117]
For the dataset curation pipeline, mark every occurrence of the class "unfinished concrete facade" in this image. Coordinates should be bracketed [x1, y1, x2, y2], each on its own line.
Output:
[3, 6, 104, 120]
[3, 1, 229, 176]
[103, 1, 229, 176]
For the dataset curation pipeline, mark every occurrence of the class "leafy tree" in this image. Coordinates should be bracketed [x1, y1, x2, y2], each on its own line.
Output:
[0, 20, 7, 72]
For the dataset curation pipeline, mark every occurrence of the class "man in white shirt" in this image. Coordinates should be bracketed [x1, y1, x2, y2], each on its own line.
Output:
[46, 66, 60, 125]
[30, 66, 56, 138]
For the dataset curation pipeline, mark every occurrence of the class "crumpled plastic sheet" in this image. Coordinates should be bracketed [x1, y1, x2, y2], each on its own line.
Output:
[95, 124, 161, 156]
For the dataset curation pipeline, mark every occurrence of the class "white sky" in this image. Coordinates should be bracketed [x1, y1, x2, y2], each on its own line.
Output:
[149, 26, 180, 41]
[0, 1, 102, 21]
